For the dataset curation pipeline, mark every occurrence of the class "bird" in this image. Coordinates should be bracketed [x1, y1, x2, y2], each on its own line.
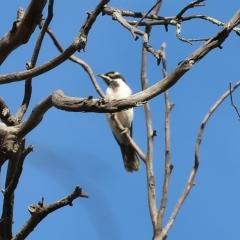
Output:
[97, 71, 140, 172]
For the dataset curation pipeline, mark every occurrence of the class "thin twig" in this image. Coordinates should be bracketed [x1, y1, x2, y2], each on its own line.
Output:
[135, 0, 162, 27]
[15, 0, 55, 123]
[111, 11, 162, 61]
[176, 0, 205, 18]
[42, 26, 105, 98]
[229, 82, 240, 119]
[176, 22, 209, 44]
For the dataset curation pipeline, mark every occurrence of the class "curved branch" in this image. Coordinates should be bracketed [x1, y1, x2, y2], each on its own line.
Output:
[176, 0, 205, 18]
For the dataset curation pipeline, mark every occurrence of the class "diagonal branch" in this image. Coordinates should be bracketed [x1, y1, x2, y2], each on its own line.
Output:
[42, 25, 105, 97]
[176, 0, 205, 18]
[135, 0, 162, 27]
[12, 186, 88, 240]
[14, 0, 55, 124]
[0, 0, 47, 65]
[229, 82, 240, 119]
[0, 0, 110, 85]
[109, 10, 162, 61]
[161, 80, 240, 238]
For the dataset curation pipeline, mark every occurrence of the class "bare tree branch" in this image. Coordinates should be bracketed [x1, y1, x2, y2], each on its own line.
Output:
[0, 98, 14, 126]
[0, 140, 33, 239]
[14, 0, 55, 124]
[176, 0, 205, 18]
[135, 0, 162, 27]
[12, 186, 88, 240]
[176, 22, 209, 44]
[3, 143, 33, 196]
[0, 0, 110, 84]
[229, 82, 240, 119]
[0, 0, 48, 65]
[162, 80, 240, 238]
[140, 1, 163, 235]
[41, 25, 105, 98]
[106, 9, 162, 61]
[0, 18, 239, 157]
[157, 43, 174, 233]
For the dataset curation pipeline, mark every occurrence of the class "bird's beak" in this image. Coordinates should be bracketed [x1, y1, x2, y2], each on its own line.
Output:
[97, 74, 111, 84]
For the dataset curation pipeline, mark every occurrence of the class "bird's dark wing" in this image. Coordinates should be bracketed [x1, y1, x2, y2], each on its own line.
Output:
[112, 132, 122, 147]
[111, 124, 139, 172]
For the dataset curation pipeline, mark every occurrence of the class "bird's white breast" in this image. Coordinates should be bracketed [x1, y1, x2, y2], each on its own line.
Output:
[105, 78, 133, 144]
[105, 78, 132, 100]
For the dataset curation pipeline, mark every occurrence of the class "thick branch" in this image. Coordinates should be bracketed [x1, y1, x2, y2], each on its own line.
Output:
[12, 186, 88, 240]
[0, 140, 32, 239]
[0, 0, 47, 65]
[0, 98, 14, 125]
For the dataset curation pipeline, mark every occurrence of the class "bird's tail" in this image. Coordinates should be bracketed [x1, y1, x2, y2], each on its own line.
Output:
[120, 145, 140, 172]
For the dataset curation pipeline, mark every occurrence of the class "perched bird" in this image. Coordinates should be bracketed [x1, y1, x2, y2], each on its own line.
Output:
[98, 71, 140, 172]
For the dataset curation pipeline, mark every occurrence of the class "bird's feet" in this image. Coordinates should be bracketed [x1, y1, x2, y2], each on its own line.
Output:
[120, 128, 128, 134]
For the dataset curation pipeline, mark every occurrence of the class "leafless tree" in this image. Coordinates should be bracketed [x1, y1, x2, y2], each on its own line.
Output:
[0, 0, 239, 239]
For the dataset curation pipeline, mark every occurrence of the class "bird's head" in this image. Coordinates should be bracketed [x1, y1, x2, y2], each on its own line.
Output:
[97, 71, 126, 86]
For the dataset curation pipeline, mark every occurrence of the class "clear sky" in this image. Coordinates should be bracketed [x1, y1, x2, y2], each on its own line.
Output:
[1, 0, 240, 239]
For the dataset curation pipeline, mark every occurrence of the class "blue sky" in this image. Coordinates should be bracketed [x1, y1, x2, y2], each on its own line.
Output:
[1, 0, 240, 239]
